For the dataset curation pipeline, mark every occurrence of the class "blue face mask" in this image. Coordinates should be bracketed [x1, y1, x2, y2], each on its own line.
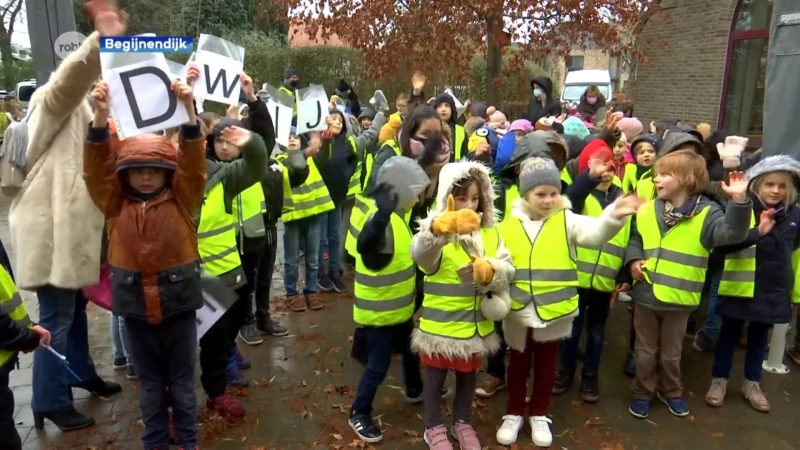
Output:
[533, 88, 543, 98]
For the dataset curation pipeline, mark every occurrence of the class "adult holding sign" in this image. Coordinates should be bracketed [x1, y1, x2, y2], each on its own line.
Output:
[193, 34, 245, 106]
[296, 84, 330, 135]
[8, 0, 126, 432]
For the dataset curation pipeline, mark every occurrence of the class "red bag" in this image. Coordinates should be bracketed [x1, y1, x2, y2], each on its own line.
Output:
[82, 264, 112, 311]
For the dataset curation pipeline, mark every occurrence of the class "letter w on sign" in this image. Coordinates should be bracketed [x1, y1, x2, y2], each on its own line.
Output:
[193, 34, 246, 106]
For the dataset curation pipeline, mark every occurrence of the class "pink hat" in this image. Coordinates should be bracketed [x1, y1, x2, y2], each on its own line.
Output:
[507, 119, 533, 133]
[617, 117, 643, 141]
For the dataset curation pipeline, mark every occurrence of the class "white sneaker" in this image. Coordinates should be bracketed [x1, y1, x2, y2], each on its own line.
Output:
[495, 415, 523, 445]
[530, 416, 553, 447]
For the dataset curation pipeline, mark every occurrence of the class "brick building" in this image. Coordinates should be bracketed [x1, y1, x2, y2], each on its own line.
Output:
[632, 0, 772, 146]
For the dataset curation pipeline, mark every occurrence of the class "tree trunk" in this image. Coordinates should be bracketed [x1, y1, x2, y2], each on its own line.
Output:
[485, 16, 502, 106]
[0, 0, 23, 89]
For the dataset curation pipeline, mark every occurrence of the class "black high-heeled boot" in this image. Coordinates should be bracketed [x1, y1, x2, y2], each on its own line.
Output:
[73, 378, 122, 398]
[33, 407, 95, 431]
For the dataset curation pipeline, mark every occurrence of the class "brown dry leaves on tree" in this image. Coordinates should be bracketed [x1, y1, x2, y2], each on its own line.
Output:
[265, 0, 661, 87]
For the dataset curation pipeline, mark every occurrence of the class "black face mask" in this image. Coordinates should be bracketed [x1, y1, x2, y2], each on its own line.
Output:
[416, 134, 445, 166]
[289, 80, 299, 88]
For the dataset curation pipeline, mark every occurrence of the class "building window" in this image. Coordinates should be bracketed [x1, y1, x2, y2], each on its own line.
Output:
[566, 55, 584, 72]
[719, 0, 773, 142]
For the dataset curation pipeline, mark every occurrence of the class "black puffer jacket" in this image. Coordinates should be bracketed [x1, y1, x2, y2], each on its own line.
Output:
[525, 76, 561, 124]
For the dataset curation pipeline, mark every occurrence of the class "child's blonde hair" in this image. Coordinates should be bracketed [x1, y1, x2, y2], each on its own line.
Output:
[750, 171, 797, 205]
[653, 149, 709, 195]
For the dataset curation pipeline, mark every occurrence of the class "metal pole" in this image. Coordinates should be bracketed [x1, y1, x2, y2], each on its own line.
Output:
[762, 323, 790, 375]
[25, 0, 78, 85]
[763, 0, 800, 157]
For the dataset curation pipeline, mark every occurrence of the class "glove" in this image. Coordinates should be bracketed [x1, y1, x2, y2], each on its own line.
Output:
[373, 183, 398, 214]
[469, 254, 494, 284]
[716, 136, 748, 169]
[269, 162, 283, 172]
[431, 195, 481, 236]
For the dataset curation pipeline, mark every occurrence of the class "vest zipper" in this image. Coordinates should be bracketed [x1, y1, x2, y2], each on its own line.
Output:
[142, 201, 147, 214]
[237, 194, 245, 255]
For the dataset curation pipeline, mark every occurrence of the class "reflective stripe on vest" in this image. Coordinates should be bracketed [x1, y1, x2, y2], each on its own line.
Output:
[277, 159, 294, 214]
[636, 170, 655, 200]
[345, 195, 374, 256]
[353, 206, 416, 326]
[0, 267, 32, 367]
[346, 136, 363, 197]
[577, 195, 631, 292]
[622, 164, 638, 194]
[637, 201, 710, 306]
[719, 213, 757, 298]
[232, 183, 267, 240]
[499, 211, 579, 321]
[198, 183, 242, 276]
[454, 125, 466, 160]
[279, 86, 298, 116]
[279, 157, 335, 222]
[503, 185, 520, 222]
[419, 228, 499, 339]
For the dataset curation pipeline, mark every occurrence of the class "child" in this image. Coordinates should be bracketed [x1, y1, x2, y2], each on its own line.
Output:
[553, 143, 630, 403]
[85, 74, 207, 449]
[111, 314, 135, 379]
[496, 157, 640, 447]
[624, 150, 752, 420]
[411, 161, 514, 450]
[612, 133, 633, 180]
[433, 93, 468, 162]
[348, 157, 430, 443]
[622, 134, 660, 196]
[0, 242, 50, 450]
[705, 155, 800, 413]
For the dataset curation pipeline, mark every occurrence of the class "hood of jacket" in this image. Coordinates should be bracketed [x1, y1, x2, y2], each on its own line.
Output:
[116, 134, 178, 174]
[530, 76, 553, 97]
[508, 134, 554, 170]
[658, 132, 703, 158]
[530, 130, 568, 169]
[375, 156, 430, 212]
[429, 160, 497, 228]
[747, 155, 800, 186]
[631, 133, 661, 154]
[562, 134, 588, 160]
[433, 93, 458, 125]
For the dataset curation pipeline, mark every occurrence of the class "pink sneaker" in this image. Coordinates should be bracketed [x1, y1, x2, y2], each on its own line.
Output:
[424, 424, 453, 449]
[451, 422, 481, 450]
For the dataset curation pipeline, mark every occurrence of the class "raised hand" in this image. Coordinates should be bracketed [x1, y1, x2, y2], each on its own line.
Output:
[555, 113, 567, 124]
[373, 183, 398, 214]
[241, 72, 256, 101]
[431, 195, 481, 236]
[758, 208, 776, 236]
[604, 108, 620, 130]
[721, 171, 749, 203]
[412, 71, 427, 93]
[612, 194, 644, 219]
[86, 0, 127, 36]
[171, 78, 196, 124]
[469, 254, 495, 284]
[717, 136, 749, 169]
[185, 65, 200, 85]
[588, 158, 612, 180]
[220, 126, 252, 148]
[90, 81, 110, 126]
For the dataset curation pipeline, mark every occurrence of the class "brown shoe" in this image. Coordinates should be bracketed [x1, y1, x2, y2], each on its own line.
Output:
[742, 380, 770, 412]
[475, 375, 505, 398]
[286, 294, 306, 312]
[306, 293, 324, 310]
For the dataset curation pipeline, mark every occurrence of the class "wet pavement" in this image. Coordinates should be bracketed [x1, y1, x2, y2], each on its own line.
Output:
[3, 195, 800, 449]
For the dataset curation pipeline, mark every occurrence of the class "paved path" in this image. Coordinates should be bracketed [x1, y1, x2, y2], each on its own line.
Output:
[3, 196, 799, 449]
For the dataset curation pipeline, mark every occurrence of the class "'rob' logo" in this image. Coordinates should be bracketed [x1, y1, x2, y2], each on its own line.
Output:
[54, 31, 90, 62]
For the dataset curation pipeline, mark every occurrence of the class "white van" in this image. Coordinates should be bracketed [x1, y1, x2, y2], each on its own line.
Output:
[560, 70, 612, 105]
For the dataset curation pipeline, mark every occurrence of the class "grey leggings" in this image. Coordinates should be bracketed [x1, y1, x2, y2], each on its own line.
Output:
[424, 366, 478, 428]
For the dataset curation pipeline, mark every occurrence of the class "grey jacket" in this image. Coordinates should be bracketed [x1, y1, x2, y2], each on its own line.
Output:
[764, 1, 800, 157]
[623, 196, 753, 311]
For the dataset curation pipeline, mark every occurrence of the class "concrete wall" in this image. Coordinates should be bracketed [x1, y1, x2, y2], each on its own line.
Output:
[631, 0, 739, 126]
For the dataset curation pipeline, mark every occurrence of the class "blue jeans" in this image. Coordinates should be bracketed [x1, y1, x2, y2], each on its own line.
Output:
[31, 286, 99, 413]
[318, 205, 342, 277]
[283, 215, 322, 296]
[560, 288, 611, 373]
[700, 265, 723, 338]
[351, 320, 423, 415]
[125, 313, 198, 449]
[712, 317, 770, 382]
[111, 314, 130, 363]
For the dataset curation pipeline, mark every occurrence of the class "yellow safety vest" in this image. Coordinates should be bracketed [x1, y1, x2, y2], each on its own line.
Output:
[719, 213, 757, 298]
[363, 140, 401, 194]
[353, 205, 416, 326]
[503, 185, 519, 222]
[0, 266, 32, 368]
[346, 136, 363, 197]
[792, 248, 800, 304]
[279, 86, 298, 117]
[454, 125, 466, 161]
[560, 167, 622, 189]
[275, 159, 295, 214]
[636, 170, 655, 200]
[198, 183, 242, 276]
[637, 201, 711, 306]
[232, 184, 267, 240]
[419, 228, 499, 340]
[278, 156, 334, 223]
[499, 211, 579, 321]
[622, 164, 639, 194]
[577, 195, 631, 292]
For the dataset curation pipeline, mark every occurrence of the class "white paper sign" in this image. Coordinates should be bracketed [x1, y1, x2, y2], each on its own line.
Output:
[102, 55, 190, 140]
[195, 277, 237, 340]
[193, 35, 245, 106]
[443, 88, 467, 118]
[267, 101, 293, 147]
[296, 84, 329, 134]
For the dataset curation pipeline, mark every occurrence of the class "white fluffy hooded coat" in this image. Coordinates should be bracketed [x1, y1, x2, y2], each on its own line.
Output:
[8, 32, 105, 290]
[502, 193, 626, 352]
[410, 161, 514, 360]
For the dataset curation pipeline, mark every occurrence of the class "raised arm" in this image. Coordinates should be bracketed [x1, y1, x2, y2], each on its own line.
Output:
[82, 81, 121, 218]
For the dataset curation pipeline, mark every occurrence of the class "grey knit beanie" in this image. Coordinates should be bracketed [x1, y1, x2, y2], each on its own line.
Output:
[519, 157, 561, 196]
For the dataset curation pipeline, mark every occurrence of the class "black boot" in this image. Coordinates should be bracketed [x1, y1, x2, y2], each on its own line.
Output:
[623, 352, 636, 378]
[33, 407, 95, 431]
[580, 370, 600, 403]
[73, 378, 122, 398]
[551, 369, 574, 395]
[348, 410, 383, 443]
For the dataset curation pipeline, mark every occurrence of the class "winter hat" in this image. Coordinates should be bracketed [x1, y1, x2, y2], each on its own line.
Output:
[617, 117, 643, 141]
[563, 116, 590, 140]
[507, 119, 533, 134]
[535, 116, 556, 131]
[469, 102, 489, 120]
[630, 134, 661, 154]
[284, 68, 299, 79]
[578, 140, 614, 173]
[747, 155, 800, 186]
[519, 157, 561, 195]
[432, 93, 457, 122]
[358, 107, 376, 120]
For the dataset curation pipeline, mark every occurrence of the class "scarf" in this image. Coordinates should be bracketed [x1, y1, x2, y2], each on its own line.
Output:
[663, 195, 700, 228]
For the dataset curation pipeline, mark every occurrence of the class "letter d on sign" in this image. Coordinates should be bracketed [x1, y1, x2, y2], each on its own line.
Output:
[120, 67, 177, 128]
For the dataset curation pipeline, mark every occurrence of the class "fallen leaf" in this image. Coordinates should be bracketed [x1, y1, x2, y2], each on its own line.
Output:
[381, 397, 395, 406]
[302, 380, 308, 387]
[585, 417, 604, 426]
[333, 433, 343, 440]
[712, 432, 725, 438]
[324, 384, 335, 393]
[403, 429, 419, 437]
[554, 428, 571, 437]
[348, 334, 354, 343]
